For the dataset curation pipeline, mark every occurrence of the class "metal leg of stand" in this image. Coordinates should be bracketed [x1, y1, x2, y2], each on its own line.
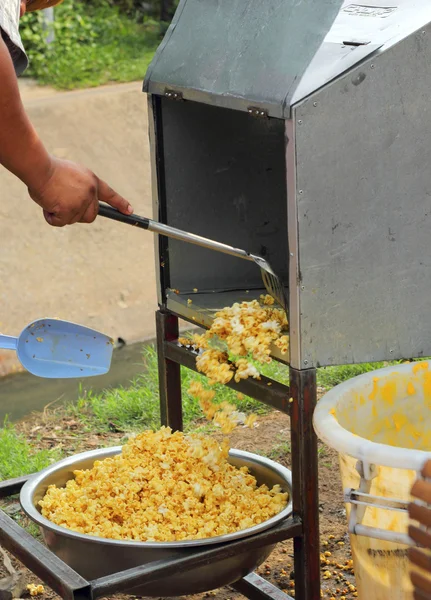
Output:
[233, 573, 294, 599]
[290, 367, 320, 600]
[156, 310, 183, 432]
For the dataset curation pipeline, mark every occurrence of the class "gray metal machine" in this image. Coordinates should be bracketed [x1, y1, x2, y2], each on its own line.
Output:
[145, 0, 431, 370]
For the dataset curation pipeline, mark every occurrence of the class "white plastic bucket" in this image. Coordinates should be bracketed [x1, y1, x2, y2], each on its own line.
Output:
[313, 360, 431, 600]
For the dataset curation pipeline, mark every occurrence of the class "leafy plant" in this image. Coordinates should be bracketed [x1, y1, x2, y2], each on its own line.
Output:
[68, 344, 279, 433]
[0, 419, 61, 480]
[316, 361, 406, 390]
[20, 0, 159, 89]
[65, 342, 414, 434]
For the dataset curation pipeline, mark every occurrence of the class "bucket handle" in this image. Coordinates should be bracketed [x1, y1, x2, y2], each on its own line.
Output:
[344, 460, 416, 546]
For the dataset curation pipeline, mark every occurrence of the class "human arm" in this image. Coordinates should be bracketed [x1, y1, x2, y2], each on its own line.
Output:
[0, 34, 133, 226]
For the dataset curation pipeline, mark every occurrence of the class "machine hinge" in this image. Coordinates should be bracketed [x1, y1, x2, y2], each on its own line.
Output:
[247, 106, 269, 119]
[164, 89, 183, 101]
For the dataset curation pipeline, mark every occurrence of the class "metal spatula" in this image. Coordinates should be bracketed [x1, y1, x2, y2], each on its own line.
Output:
[98, 204, 288, 313]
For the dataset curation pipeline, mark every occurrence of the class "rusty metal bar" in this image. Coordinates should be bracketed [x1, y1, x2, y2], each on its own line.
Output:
[156, 310, 183, 431]
[164, 340, 292, 415]
[290, 367, 320, 600]
[90, 517, 301, 598]
[0, 475, 30, 498]
[232, 573, 295, 599]
[0, 510, 91, 600]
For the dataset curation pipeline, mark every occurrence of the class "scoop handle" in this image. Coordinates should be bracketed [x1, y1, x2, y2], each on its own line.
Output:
[98, 204, 253, 262]
[0, 335, 18, 351]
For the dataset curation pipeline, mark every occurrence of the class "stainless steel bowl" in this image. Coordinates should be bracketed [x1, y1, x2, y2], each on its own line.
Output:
[20, 447, 292, 596]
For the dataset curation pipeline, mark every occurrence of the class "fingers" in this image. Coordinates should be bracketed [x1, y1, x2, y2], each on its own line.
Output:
[414, 588, 431, 600]
[410, 525, 431, 549]
[29, 159, 131, 226]
[412, 570, 431, 596]
[409, 502, 431, 529]
[79, 200, 98, 224]
[410, 547, 431, 572]
[410, 463, 431, 599]
[410, 547, 431, 600]
[412, 480, 431, 505]
[97, 178, 133, 215]
[43, 207, 82, 227]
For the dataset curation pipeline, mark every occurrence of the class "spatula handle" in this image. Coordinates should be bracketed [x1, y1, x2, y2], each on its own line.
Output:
[0, 335, 17, 351]
[98, 204, 253, 262]
[98, 204, 150, 229]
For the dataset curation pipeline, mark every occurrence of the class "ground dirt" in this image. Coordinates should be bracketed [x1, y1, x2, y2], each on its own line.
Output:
[0, 411, 356, 600]
[0, 80, 158, 377]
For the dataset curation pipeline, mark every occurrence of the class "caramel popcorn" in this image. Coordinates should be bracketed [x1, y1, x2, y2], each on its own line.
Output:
[27, 584, 45, 596]
[182, 296, 288, 385]
[188, 382, 254, 434]
[181, 296, 288, 431]
[39, 428, 288, 542]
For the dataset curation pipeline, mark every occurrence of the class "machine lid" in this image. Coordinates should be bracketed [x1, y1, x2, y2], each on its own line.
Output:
[291, 0, 431, 105]
[144, 0, 431, 118]
[144, 0, 345, 118]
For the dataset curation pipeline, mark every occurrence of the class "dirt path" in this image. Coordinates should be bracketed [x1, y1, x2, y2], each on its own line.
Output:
[0, 410, 356, 600]
[0, 79, 157, 376]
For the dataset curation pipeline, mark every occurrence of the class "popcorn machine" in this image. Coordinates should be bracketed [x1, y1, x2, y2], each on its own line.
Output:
[1, 1, 431, 600]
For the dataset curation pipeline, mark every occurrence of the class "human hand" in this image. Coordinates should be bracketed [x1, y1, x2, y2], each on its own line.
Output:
[408, 460, 431, 599]
[28, 157, 133, 227]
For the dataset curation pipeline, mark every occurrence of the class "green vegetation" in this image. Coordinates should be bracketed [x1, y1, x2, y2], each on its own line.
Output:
[0, 420, 61, 480]
[20, 0, 159, 89]
[317, 362, 394, 390]
[0, 341, 421, 481]
[68, 346, 274, 434]
[317, 359, 424, 390]
[266, 437, 291, 462]
[68, 345, 407, 434]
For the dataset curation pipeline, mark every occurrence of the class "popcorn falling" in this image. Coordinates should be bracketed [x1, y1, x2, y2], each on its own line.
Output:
[181, 295, 289, 433]
[188, 382, 257, 434]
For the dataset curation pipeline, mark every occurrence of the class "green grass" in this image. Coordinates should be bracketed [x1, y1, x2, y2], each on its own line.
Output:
[316, 359, 426, 390]
[69, 346, 276, 433]
[67, 345, 419, 434]
[37, 41, 156, 91]
[20, 1, 159, 90]
[13, 513, 42, 539]
[0, 420, 62, 480]
[316, 362, 393, 390]
[3, 341, 424, 481]
[266, 438, 291, 462]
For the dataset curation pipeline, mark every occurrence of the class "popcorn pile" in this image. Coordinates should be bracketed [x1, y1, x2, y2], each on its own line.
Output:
[180, 295, 289, 433]
[39, 427, 288, 542]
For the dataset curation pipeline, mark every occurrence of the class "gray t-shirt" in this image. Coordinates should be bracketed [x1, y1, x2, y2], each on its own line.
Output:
[0, 0, 28, 75]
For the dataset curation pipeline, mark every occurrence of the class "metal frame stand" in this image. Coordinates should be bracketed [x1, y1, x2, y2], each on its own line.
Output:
[156, 310, 321, 600]
[0, 309, 320, 600]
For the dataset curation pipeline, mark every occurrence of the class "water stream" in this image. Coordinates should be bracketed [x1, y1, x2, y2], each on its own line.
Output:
[0, 341, 148, 423]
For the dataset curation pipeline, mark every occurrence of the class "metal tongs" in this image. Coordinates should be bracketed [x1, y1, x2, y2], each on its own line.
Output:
[98, 204, 288, 313]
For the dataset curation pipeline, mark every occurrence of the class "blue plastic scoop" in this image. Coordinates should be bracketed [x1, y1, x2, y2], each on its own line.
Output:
[0, 319, 114, 379]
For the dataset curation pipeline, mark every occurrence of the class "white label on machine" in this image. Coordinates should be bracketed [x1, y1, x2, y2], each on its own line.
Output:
[325, 0, 431, 46]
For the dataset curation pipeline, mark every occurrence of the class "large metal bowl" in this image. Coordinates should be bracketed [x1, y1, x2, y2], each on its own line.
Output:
[20, 446, 292, 596]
